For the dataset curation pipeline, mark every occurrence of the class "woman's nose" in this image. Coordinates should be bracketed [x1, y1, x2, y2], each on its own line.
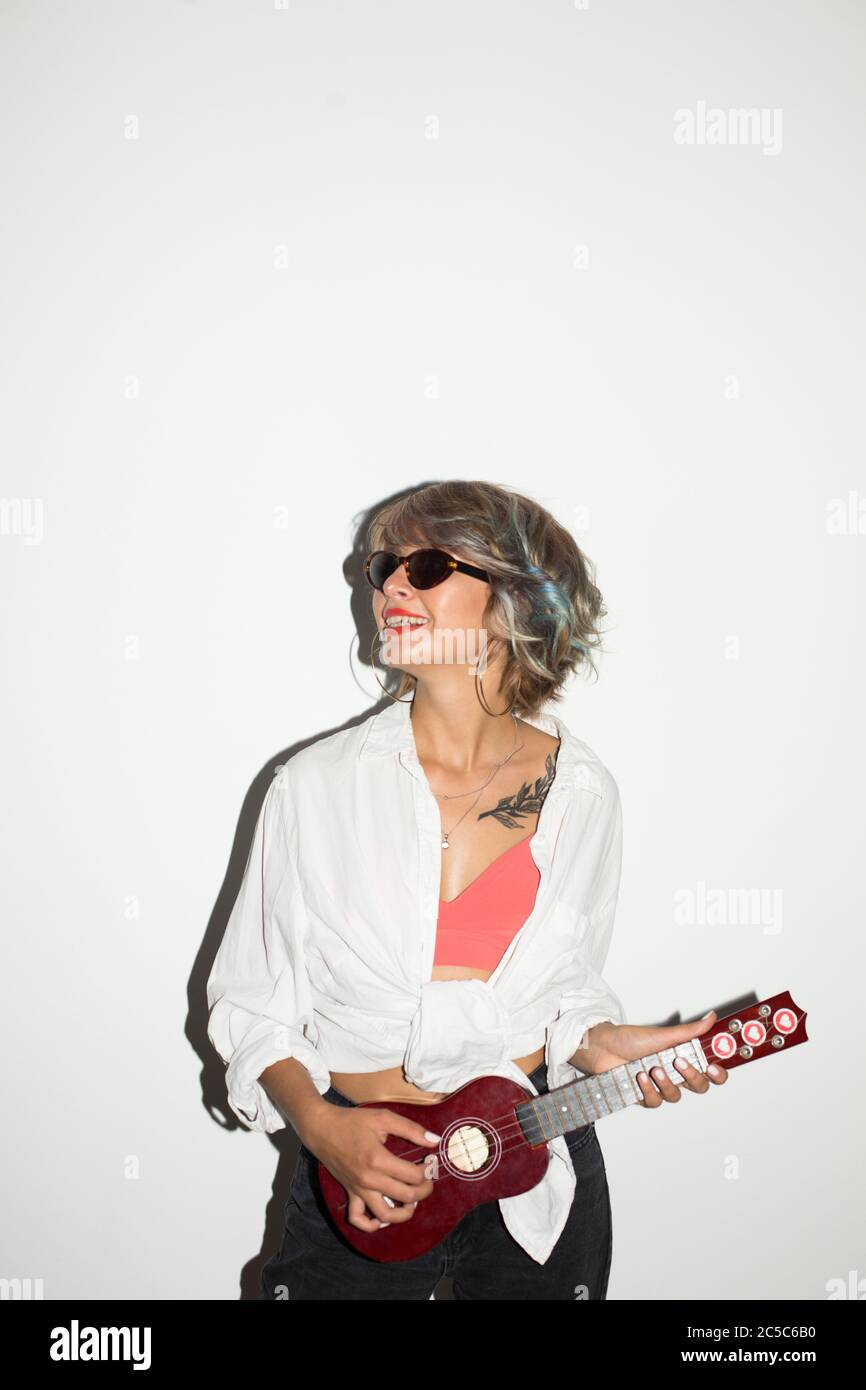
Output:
[383, 565, 413, 597]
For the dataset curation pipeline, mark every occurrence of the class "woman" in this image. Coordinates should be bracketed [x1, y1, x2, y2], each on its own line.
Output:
[206, 480, 728, 1300]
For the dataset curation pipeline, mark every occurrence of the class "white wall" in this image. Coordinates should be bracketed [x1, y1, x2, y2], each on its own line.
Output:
[1, 0, 863, 1300]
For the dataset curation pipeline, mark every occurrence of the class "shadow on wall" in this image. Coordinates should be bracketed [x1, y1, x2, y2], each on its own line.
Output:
[187, 483, 434, 1300]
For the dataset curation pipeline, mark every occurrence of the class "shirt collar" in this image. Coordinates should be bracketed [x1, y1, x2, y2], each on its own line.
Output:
[357, 696, 604, 796]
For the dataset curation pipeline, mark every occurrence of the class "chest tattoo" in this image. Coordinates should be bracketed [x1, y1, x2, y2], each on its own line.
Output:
[476, 751, 559, 830]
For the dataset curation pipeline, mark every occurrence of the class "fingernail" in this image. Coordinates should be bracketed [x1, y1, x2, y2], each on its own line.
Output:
[424, 1130, 441, 1142]
[708, 1063, 725, 1078]
[702, 1009, 715, 1019]
[378, 1220, 390, 1227]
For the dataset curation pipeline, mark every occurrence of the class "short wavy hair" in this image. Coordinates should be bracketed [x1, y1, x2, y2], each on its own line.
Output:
[367, 480, 610, 718]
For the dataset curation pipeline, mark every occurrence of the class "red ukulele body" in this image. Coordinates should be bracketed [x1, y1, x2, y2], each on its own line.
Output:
[317, 1073, 550, 1261]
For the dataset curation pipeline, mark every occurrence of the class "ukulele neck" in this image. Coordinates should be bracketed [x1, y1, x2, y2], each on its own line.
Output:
[514, 990, 808, 1142]
[515, 1041, 709, 1141]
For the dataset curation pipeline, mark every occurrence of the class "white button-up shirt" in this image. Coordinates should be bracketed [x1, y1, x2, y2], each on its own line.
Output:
[206, 697, 626, 1265]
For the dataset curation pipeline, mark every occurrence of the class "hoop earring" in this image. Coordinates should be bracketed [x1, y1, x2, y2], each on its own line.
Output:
[369, 629, 416, 704]
[474, 670, 516, 717]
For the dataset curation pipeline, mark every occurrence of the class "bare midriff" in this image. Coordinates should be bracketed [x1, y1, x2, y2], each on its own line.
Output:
[328, 965, 545, 1105]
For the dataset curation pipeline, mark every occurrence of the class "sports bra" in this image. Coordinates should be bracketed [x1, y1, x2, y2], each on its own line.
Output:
[432, 836, 541, 973]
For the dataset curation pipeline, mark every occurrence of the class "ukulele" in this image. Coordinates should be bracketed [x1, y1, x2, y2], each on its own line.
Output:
[316, 989, 808, 1263]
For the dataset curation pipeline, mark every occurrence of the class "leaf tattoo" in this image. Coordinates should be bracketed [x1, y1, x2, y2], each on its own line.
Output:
[476, 750, 559, 830]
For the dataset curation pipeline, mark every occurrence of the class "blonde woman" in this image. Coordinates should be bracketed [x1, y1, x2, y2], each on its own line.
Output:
[207, 480, 726, 1300]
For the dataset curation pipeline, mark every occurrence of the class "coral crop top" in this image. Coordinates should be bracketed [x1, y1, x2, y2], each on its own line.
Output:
[433, 836, 542, 973]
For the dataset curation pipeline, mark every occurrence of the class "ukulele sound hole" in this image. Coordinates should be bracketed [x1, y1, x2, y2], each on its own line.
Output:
[443, 1121, 498, 1179]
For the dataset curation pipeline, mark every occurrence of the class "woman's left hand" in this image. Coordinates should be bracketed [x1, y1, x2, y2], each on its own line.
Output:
[582, 1011, 729, 1105]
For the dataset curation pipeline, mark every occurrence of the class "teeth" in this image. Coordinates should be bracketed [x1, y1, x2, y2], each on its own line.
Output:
[385, 616, 428, 627]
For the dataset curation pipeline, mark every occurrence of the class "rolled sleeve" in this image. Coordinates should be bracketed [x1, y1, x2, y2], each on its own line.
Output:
[206, 771, 331, 1133]
[545, 776, 627, 1090]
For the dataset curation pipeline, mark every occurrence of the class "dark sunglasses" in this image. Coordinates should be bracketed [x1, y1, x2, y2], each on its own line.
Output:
[364, 548, 490, 592]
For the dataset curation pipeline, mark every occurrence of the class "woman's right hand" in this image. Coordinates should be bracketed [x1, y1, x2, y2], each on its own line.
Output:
[304, 1104, 441, 1232]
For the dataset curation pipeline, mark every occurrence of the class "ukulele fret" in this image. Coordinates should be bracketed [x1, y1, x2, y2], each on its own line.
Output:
[609, 1065, 629, 1107]
[599, 1070, 618, 1112]
[563, 1088, 584, 1132]
[536, 1093, 557, 1142]
[623, 1059, 644, 1099]
[550, 1086, 586, 1137]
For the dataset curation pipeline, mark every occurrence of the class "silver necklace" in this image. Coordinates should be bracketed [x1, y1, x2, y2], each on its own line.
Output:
[432, 713, 522, 850]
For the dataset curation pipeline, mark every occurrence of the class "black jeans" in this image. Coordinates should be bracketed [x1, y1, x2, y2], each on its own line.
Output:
[259, 1061, 613, 1300]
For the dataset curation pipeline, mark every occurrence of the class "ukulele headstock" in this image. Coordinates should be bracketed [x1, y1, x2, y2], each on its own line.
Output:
[697, 989, 808, 1071]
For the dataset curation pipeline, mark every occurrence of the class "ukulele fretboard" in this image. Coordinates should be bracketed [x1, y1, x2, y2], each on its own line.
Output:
[515, 1041, 709, 1144]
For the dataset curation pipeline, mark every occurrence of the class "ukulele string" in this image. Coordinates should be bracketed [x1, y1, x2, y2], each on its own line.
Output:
[328, 1076, 647, 1218]
[330, 1056, 699, 1213]
[362, 1043, 703, 1167]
